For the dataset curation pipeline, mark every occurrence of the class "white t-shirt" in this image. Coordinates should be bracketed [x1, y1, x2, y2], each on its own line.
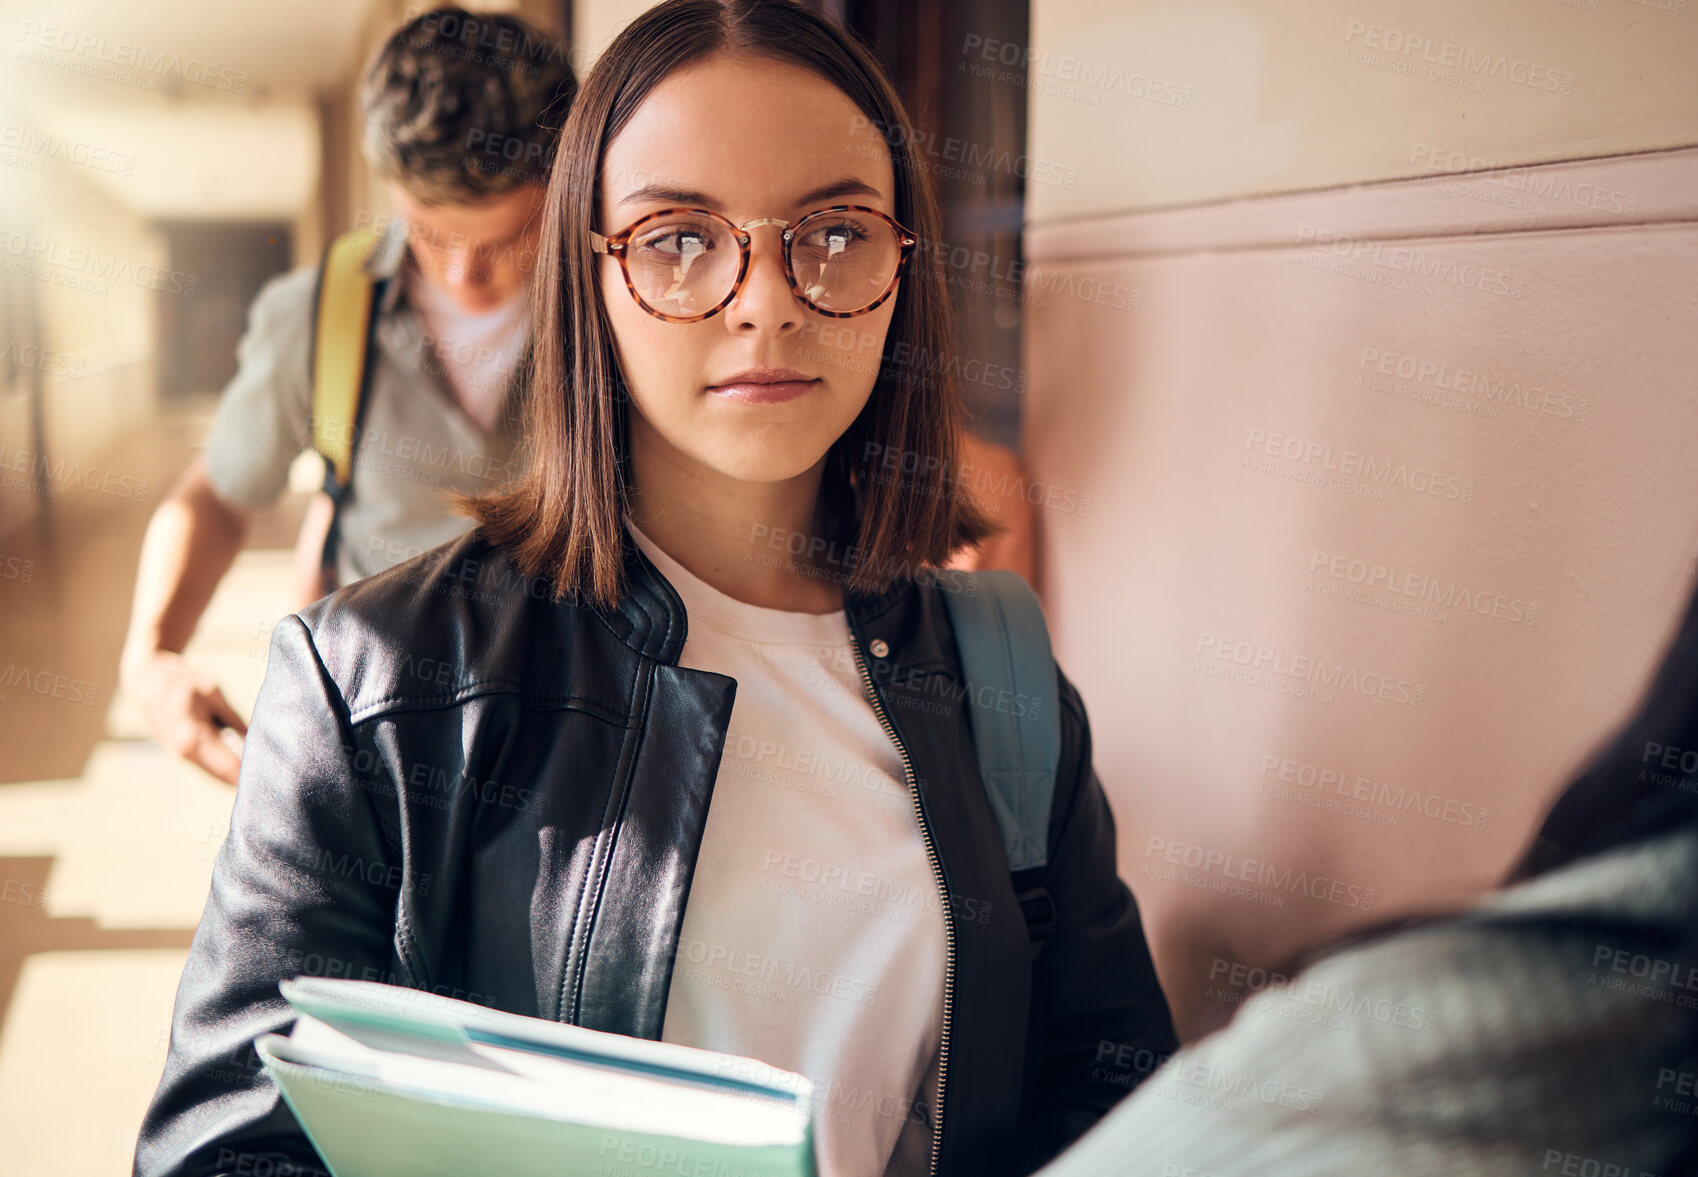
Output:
[403, 260, 528, 435]
[629, 521, 947, 1177]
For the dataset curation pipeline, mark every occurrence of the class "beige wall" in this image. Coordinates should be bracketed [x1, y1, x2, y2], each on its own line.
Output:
[0, 155, 163, 540]
[1026, 0, 1698, 219]
[1021, 0, 1698, 1039]
[574, 0, 653, 69]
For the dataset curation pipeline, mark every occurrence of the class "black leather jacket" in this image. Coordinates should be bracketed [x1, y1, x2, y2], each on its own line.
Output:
[134, 530, 1178, 1177]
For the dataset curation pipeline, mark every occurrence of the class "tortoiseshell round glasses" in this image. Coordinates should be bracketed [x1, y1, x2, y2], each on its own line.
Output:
[591, 204, 918, 323]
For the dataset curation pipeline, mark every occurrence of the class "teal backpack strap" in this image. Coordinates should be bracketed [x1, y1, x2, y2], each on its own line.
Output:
[937, 568, 1062, 948]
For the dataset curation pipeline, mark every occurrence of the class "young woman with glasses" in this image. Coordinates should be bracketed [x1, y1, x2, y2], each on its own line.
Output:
[135, 4, 1177, 1176]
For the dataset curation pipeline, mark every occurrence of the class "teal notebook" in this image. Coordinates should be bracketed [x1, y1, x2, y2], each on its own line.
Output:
[256, 978, 817, 1177]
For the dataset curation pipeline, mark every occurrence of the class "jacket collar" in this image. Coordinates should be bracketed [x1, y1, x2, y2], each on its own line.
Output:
[605, 528, 692, 664]
[607, 525, 929, 677]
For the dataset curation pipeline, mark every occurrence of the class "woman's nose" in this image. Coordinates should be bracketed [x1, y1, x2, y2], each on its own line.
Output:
[726, 229, 801, 336]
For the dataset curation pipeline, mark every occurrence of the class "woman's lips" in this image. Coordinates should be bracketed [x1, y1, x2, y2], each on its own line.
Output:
[702, 377, 821, 404]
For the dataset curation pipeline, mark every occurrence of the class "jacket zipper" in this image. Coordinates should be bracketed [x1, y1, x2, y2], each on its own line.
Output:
[849, 632, 954, 1177]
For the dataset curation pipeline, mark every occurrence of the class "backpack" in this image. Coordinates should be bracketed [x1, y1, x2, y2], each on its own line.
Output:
[304, 226, 388, 594]
[935, 568, 1062, 954]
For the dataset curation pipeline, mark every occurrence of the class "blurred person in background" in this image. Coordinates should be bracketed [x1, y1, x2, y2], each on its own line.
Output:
[117, 7, 576, 785]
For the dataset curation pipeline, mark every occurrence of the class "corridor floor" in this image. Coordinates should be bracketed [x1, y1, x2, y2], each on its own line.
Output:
[0, 394, 309, 1175]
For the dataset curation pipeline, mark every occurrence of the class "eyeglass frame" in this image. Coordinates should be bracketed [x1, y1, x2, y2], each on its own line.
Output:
[590, 204, 918, 323]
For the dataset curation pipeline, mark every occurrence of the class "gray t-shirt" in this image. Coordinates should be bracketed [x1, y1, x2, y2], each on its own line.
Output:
[202, 241, 527, 586]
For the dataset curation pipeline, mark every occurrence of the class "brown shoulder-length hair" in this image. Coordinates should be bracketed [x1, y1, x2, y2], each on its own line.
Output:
[450, 0, 995, 609]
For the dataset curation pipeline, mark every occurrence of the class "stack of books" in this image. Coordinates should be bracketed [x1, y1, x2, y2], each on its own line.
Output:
[257, 977, 817, 1177]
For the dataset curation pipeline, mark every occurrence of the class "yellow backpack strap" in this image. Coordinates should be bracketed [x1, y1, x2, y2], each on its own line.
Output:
[311, 225, 383, 490]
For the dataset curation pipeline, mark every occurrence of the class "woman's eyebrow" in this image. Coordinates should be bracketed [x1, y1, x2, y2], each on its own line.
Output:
[792, 178, 885, 206]
[616, 182, 716, 209]
[613, 177, 886, 210]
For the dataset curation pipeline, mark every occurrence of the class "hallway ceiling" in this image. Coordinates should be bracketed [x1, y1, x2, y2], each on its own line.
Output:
[0, 0, 379, 218]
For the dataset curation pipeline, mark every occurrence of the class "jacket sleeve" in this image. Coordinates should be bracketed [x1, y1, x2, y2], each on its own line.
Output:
[1015, 667, 1180, 1172]
[134, 616, 400, 1177]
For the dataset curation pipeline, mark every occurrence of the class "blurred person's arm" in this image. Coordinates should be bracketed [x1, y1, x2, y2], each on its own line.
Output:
[1032, 827, 1698, 1177]
[120, 456, 255, 785]
[121, 265, 321, 785]
[947, 433, 1038, 583]
[289, 490, 338, 611]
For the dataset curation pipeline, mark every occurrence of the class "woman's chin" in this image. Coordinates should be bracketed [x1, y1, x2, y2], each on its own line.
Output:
[692, 443, 837, 489]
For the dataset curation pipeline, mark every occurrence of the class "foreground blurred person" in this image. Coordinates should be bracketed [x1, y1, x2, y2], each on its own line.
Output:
[118, 7, 574, 784]
[132, 3, 1177, 1176]
[1036, 591, 1698, 1177]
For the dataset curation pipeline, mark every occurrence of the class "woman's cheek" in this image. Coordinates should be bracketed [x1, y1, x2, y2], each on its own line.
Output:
[815, 301, 895, 406]
[604, 280, 668, 392]
[608, 308, 716, 440]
